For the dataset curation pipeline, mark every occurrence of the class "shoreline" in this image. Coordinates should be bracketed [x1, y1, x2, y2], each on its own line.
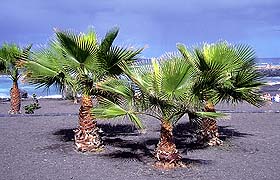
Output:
[1, 65, 280, 99]
[0, 82, 278, 100]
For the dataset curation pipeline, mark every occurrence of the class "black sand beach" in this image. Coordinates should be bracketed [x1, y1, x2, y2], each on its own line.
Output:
[0, 98, 280, 180]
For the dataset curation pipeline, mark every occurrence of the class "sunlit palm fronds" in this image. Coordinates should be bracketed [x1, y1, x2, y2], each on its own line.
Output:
[177, 41, 264, 106]
[92, 77, 144, 128]
[23, 41, 74, 94]
[115, 52, 220, 123]
[55, 29, 100, 76]
[0, 43, 32, 81]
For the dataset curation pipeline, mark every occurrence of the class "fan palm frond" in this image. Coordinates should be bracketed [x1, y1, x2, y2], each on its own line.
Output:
[100, 27, 119, 53]
[96, 77, 134, 99]
[92, 96, 144, 129]
[23, 42, 71, 94]
[0, 43, 32, 80]
[55, 29, 99, 73]
[177, 41, 265, 107]
[98, 45, 144, 76]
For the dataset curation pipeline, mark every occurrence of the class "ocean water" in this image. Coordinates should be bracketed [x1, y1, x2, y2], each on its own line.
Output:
[256, 58, 280, 66]
[256, 58, 280, 86]
[0, 75, 61, 99]
[0, 58, 279, 99]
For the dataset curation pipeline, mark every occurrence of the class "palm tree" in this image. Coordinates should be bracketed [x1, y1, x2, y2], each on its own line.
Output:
[0, 43, 31, 114]
[93, 56, 223, 168]
[24, 27, 143, 152]
[177, 42, 265, 145]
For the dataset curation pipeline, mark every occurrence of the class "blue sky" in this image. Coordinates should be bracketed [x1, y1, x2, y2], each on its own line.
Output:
[1, 0, 279, 58]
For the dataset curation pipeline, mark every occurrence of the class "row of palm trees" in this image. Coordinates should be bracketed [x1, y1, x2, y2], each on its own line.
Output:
[0, 27, 264, 168]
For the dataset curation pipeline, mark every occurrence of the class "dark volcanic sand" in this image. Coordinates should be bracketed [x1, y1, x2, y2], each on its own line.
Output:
[0, 99, 280, 180]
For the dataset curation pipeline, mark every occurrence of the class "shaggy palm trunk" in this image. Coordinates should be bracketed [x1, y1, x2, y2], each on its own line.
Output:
[200, 102, 222, 146]
[154, 120, 182, 168]
[9, 80, 21, 114]
[73, 94, 103, 152]
[189, 102, 222, 146]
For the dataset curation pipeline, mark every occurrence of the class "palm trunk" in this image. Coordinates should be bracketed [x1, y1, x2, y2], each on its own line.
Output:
[154, 120, 182, 168]
[189, 102, 222, 146]
[202, 102, 221, 145]
[73, 94, 103, 152]
[9, 80, 21, 114]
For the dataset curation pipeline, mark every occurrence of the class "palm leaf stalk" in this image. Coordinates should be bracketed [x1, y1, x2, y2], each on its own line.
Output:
[0, 43, 31, 114]
[177, 42, 265, 146]
[93, 56, 224, 168]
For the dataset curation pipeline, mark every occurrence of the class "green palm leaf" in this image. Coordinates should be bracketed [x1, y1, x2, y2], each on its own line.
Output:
[0, 43, 31, 81]
[92, 97, 144, 129]
[55, 29, 99, 72]
[160, 54, 193, 101]
[100, 27, 119, 53]
[96, 77, 134, 99]
[177, 41, 265, 107]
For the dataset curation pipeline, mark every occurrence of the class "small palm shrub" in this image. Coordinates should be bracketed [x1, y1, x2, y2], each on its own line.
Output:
[24, 94, 41, 114]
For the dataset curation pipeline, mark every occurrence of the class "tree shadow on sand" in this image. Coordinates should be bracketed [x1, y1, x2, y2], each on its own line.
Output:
[98, 123, 214, 165]
[53, 128, 75, 142]
[102, 138, 155, 163]
[101, 136, 213, 166]
[52, 124, 139, 142]
[174, 122, 253, 154]
[99, 124, 138, 137]
[52, 124, 156, 163]
[52, 122, 252, 166]
[218, 125, 253, 141]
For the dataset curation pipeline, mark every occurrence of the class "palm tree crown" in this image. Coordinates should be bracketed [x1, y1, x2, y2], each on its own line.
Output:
[23, 27, 144, 152]
[0, 43, 25, 80]
[177, 41, 264, 107]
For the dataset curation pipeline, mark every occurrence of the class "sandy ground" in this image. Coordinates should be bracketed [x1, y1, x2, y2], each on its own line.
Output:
[0, 98, 280, 180]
